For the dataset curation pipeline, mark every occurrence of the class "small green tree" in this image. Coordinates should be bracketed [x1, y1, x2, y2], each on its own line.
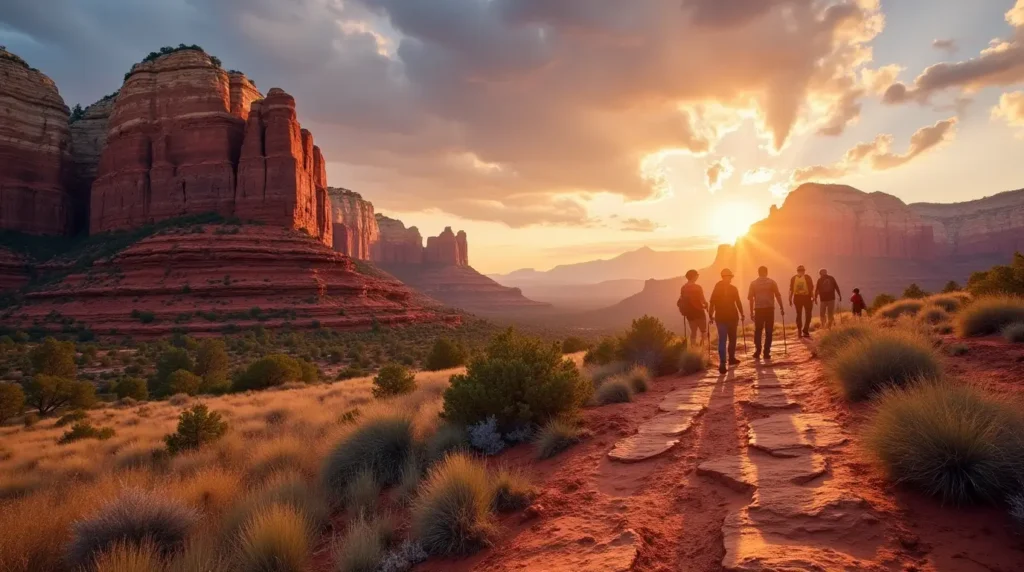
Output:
[167, 370, 202, 396]
[560, 337, 590, 354]
[114, 377, 148, 400]
[425, 338, 467, 371]
[617, 315, 684, 375]
[372, 364, 417, 398]
[870, 293, 897, 313]
[153, 348, 194, 395]
[0, 383, 26, 424]
[902, 283, 929, 299]
[298, 359, 319, 384]
[942, 280, 961, 293]
[194, 339, 229, 393]
[164, 404, 228, 455]
[233, 354, 302, 391]
[583, 337, 618, 365]
[22, 375, 95, 415]
[30, 337, 77, 379]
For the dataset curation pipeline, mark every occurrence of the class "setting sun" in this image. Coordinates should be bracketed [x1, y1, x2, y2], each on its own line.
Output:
[710, 201, 760, 245]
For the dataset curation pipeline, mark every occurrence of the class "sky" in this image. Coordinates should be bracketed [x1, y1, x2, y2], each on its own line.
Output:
[4, 0, 1024, 274]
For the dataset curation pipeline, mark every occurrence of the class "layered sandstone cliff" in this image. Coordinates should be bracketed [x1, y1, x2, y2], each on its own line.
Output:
[69, 94, 115, 231]
[0, 247, 29, 292]
[911, 189, 1024, 257]
[329, 188, 379, 260]
[88, 49, 332, 246]
[372, 215, 425, 264]
[0, 48, 73, 235]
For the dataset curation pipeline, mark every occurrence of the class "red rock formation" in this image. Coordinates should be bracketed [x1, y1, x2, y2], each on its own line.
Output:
[329, 188, 379, 260]
[912, 189, 1024, 257]
[69, 94, 115, 232]
[0, 247, 29, 292]
[372, 215, 425, 264]
[10, 225, 454, 337]
[380, 263, 550, 315]
[457, 230, 469, 266]
[0, 48, 73, 235]
[425, 227, 463, 265]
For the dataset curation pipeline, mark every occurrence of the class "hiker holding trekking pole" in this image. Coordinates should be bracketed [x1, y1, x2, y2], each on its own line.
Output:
[677, 270, 708, 348]
[747, 266, 785, 361]
[708, 268, 745, 374]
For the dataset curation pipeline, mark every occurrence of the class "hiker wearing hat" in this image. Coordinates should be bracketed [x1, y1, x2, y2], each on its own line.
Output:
[789, 265, 815, 338]
[815, 269, 842, 329]
[676, 269, 708, 345]
[747, 266, 784, 360]
[708, 268, 745, 374]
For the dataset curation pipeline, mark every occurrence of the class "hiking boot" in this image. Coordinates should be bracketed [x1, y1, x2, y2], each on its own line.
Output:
[728, 358, 741, 365]
[802, 330, 810, 337]
[719, 362, 727, 374]
[764, 353, 772, 361]
[753, 351, 761, 360]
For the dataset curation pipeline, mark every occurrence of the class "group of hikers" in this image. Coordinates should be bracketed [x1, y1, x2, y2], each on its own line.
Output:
[677, 265, 867, 373]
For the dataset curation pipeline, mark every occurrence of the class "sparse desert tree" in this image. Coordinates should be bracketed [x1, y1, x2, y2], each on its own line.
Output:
[114, 377, 148, 401]
[870, 293, 897, 314]
[234, 354, 302, 391]
[560, 336, 590, 354]
[167, 370, 202, 396]
[22, 375, 95, 414]
[153, 348, 194, 396]
[298, 359, 319, 384]
[372, 364, 417, 398]
[583, 337, 617, 365]
[967, 252, 1024, 297]
[902, 283, 929, 299]
[0, 382, 25, 424]
[164, 404, 228, 455]
[29, 336, 76, 379]
[942, 280, 962, 293]
[194, 339, 229, 393]
[425, 338, 467, 371]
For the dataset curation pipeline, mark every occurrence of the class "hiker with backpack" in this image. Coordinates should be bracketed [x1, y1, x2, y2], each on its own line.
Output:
[815, 269, 842, 329]
[747, 266, 785, 361]
[677, 269, 708, 346]
[789, 265, 815, 338]
[708, 268, 745, 374]
[851, 288, 866, 317]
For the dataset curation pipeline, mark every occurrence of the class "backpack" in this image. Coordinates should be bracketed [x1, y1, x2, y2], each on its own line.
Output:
[677, 284, 703, 317]
[792, 275, 811, 296]
[819, 276, 836, 298]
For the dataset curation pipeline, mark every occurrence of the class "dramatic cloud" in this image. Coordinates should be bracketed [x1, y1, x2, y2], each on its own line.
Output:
[705, 158, 735, 193]
[793, 117, 958, 182]
[885, 1, 1024, 104]
[742, 167, 776, 185]
[932, 38, 958, 54]
[620, 218, 664, 232]
[1, 0, 884, 226]
[992, 91, 1024, 127]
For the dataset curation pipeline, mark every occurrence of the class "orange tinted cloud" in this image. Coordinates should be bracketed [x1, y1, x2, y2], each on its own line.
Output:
[705, 158, 735, 193]
[992, 91, 1024, 127]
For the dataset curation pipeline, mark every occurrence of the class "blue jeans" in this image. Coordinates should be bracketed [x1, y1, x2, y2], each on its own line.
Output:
[716, 321, 738, 364]
[754, 308, 775, 355]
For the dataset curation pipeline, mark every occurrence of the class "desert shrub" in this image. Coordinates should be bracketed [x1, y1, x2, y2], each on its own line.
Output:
[91, 541, 164, 572]
[875, 299, 925, 319]
[425, 424, 468, 464]
[55, 409, 88, 427]
[168, 393, 191, 407]
[491, 466, 535, 512]
[425, 338, 467, 371]
[30, 336, 76, 378]
[167, 370, 202, 396]
[585, 361, 630, 386]
[467, 415, 507, 456]
[957, 296, 1024, 337]
[332, 514, 394, 572]
[412, 453, 495, 556]
[561, 336, 590, 354]
[617, 315, 684, 375]
[625, 365, 650, 393]
[870, 293, 897, 313]
[0, 382, 25, 424]
[234, 503, 312, 572]
[942, 280, 962, 293]
[323, 413, 415, 502]
[677, 346, 707, 375]
[534, 418, 586, 460]
[234, 354, 302, 391]
[443, 328, 590, 431]
[1002, 322, 1024, 343]
[298, 359, 319, 384]
[153, 348, 193, 395]
[967, 252, 1024, 297]
[947, 343, 970, 356]
[583, 337, 617, 365]
[59, 422, 115, 444]
[372, 364, 416, 398]
[23, 375, 96, 414]
[594, 377, 632, 405]
[194, 339, 229, 393]
[114, 377, 149, 401]
[902, 283, 929, 299]
[345, 469, 381, 516]
[164, 404, 228, 454]
[814, 322, 876, 359]
[225, 472, 328, 537]
[828, 330, 942, 401]
[918, 305, 950, 325]
[926, 293, 965, 313]
[867, 381, 1024, 504]
[68, 489, 198, 567]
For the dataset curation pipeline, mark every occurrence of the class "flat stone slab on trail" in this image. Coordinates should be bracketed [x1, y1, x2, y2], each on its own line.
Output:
[748, 413, 847, 457]
[741, 386, 799, 409]
[658, 384, 714, 413]
[638, 409, 703, 436]
[608, 434, 679, 462]
[697, 450, 827, 492]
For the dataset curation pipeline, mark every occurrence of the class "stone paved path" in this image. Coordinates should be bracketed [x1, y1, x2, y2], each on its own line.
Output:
[608, 341, 889, 571]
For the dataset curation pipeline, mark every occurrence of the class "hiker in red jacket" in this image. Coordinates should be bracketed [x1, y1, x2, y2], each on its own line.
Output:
[789, 265, 815, 338]
[851, 288, 866, 317]
[677, 269, 708, 345]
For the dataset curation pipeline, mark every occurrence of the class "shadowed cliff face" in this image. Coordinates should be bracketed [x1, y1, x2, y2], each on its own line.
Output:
[329, 188, 379, 260]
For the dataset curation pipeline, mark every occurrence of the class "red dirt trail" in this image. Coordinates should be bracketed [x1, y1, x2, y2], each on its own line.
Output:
[417, 338, 1024, 571]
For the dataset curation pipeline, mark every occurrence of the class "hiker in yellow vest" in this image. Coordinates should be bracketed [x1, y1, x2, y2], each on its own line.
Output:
[788, 265, 815, 338]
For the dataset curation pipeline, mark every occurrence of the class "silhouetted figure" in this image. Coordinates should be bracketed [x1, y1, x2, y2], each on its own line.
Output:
[677, 269, 708, 345]
[851, 288, 866, 317]
[815, 269, 842, 328]
[748, 266, 785, 360]
[709, 268, 745, 374]
[789, 265, 815, 338]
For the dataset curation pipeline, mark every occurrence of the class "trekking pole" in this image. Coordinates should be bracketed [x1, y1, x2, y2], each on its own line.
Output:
[781, 310, 789, 355]
[683, 316, 689, 347]
[741, 316, 748, 355]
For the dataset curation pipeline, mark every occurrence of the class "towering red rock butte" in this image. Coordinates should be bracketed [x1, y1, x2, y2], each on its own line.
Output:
[328, 188, 379, 260]
[372, 215, 426, 264]
[89, 49, 331, 246]
[69, 94, 115, 230]
[0, 47, 73, 235]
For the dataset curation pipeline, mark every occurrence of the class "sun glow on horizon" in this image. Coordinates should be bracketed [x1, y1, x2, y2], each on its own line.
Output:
[710, 201, 760, 245]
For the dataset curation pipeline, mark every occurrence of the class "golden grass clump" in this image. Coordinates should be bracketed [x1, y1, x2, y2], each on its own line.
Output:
[867, 381, 1024, 505]
[491, 466, 535, 512]
[827, 329, 942, 401]
[331, 514, 394, 572]
[918, 304, 951, 325]
[91, 541, 165, 572]
[926, 293, 967, 313]
[956, 296, 1024, 337]
[625, 365, 651, 393]
[677, 346, 707, 375]
[875, 299, 925, 320]
[534, 418, 587, 460]
[813, 322, 877, 360]
[593, 377, 632, 405]
[411, 453, 496, 556]
[233, 503, 312, 572]
[322, 412, 415, 505]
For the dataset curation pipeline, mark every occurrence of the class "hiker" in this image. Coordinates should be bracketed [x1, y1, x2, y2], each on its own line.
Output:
[815, 269, 842, 328]
[789, 265, 815, 338]
[747, 266, 785, 360]
[676, 269, 708, 345]
[851, 288, 866, 317]
[708, 268, 745, 374]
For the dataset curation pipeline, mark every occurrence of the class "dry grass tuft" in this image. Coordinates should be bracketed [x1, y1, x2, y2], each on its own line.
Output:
[534, 418, 587, 460]
[233, 503, 312, 572]
[322, 412, 414, 505]
[813, 322, 877, 360]
[625, 365, 651, 393]
[91, 540, 165, 572]
[491, 466, 535, 512]
[332, 514, 394, 572]
[875, 299, 925, 319]
[918, 304, 951, 325]
[1002, 322, 1024, 343]
[344, 468, 381, 516]
[593, 378, 632, 405]
[926, 293, 967, 313]
[411, 453, 495, 556]
[827, 329, 942, 401]
[677, 346, 707, 375]
[957, 296, 1024, 337]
